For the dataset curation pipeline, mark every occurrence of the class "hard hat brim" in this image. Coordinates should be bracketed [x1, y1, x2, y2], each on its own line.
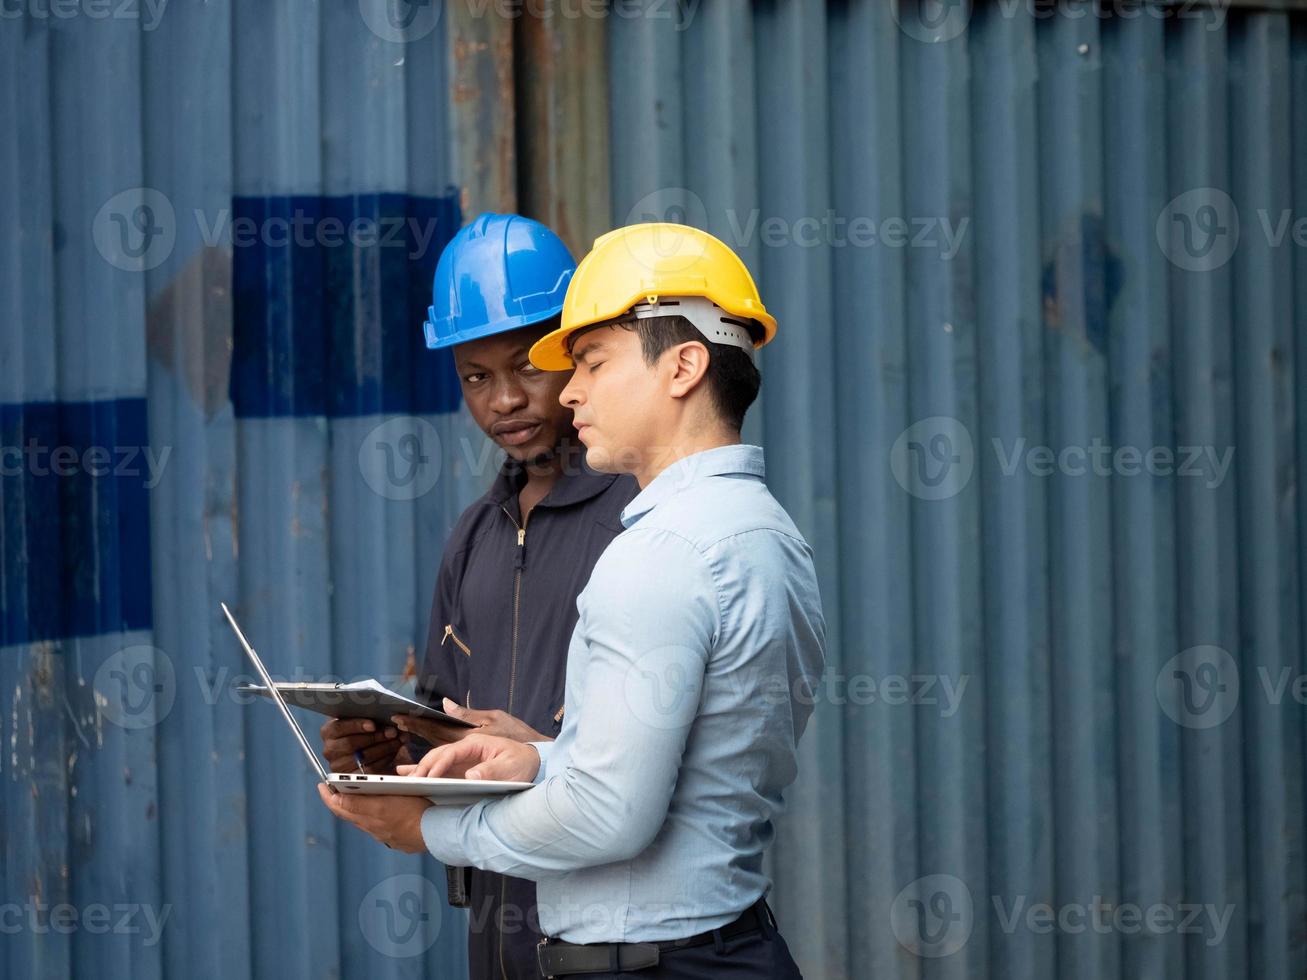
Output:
[426, 303, 565, 351]
[527, 323, 581, 371]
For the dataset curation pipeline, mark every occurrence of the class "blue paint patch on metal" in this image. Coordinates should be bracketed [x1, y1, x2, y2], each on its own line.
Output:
[4, 1, 476, 977]
[230, 192, 463, 419]
[1, 398, 154, 645]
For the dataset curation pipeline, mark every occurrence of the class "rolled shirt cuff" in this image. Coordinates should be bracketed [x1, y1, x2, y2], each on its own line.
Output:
[528, 741, 553, 784]
[419, 742, 552, 865]
[420, 803, 470, 866]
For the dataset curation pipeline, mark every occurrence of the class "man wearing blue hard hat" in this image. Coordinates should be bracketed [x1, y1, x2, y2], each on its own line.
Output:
[318, 213, 638, 979]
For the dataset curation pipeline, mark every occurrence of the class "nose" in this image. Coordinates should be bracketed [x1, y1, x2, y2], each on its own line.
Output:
[559, 372, 583, 409]
[489, 376, 529, 415]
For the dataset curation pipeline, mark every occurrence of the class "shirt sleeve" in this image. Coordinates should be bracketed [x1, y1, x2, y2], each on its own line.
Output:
[528, 741, 554, 784]
[420, 528, 719, 877]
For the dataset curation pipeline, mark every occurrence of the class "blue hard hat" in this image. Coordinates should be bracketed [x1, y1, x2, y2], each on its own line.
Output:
[424, 212, 575, 350]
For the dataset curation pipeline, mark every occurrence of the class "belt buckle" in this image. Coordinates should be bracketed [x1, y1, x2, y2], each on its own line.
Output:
[536, 936, 556, 979]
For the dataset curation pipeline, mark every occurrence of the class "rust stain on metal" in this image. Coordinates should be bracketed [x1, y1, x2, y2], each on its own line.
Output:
[31, 651, 54, 706]
[146, 246, 235, 420]
[449, 0, 515, 214]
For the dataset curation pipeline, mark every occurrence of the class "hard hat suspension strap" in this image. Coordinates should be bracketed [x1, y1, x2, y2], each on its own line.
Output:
[626, 296, 757, 360]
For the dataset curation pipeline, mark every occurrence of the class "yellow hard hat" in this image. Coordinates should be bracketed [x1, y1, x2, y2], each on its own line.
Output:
[527, 223, 777, 371]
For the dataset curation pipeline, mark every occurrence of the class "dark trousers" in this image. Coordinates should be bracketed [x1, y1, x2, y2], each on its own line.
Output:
[467, 868, 544, 980]
[548, 904, 804, 979]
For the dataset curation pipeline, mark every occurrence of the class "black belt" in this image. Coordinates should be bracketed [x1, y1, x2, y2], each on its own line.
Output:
[536, 898, 773, 977]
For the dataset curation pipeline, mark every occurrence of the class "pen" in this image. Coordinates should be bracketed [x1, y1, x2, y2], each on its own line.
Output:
[355, 747, 389, 846]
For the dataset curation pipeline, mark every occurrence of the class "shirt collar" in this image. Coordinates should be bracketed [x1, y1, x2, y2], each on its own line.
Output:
[620, 444, 766, 528]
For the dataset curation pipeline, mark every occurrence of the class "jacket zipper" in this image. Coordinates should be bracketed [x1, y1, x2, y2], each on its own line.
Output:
[441, 624, 472, 656]
[500, 505, 529, 719]
[498, 504, 530, 980]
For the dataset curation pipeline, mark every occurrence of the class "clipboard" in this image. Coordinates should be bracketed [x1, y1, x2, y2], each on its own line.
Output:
[220, 604, 527, 804]
[237, 678, 476, 728]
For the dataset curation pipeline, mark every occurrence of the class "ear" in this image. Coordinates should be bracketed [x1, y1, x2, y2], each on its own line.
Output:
[666, 341, 711, 400]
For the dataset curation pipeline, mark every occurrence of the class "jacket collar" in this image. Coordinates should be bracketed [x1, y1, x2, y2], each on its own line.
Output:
[487, 443, 619, 516]
[620, 444, 766, 528]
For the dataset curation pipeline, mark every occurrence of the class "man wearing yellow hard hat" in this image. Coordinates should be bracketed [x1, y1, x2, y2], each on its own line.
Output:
[321, 223, 826, 979]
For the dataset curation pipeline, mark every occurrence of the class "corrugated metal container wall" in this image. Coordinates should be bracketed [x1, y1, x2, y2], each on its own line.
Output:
[1, 2, 511, 978]
[3, 2, 1307, 980]
[607, 2, 1306, 979]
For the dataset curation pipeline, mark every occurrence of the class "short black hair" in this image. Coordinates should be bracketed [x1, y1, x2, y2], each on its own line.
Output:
[615, 314, 762, 432]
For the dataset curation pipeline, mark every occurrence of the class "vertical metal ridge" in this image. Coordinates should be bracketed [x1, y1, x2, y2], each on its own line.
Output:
[899, 10, 989, 979]
[972, 6, 1055, 980]
[1102, 11, 1185, 980]
[516, 6, 612, 259]
[1036, 7, 1119, 979]
[1229, 12, 1304, 980]
[1, 21, 70, 980]
[140, 2, 248, 978]
[607, 0, 685, 225]
[828, 4, 914, 976]
[752, 1, 848, 974]
[1166, 15, 1248, 980]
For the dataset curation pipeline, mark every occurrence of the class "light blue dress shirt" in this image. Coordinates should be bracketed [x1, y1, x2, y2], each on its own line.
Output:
[420, 444, 826, 943]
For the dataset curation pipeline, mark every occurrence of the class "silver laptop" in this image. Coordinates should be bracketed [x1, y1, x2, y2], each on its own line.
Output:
[221, 602, 533, 804]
